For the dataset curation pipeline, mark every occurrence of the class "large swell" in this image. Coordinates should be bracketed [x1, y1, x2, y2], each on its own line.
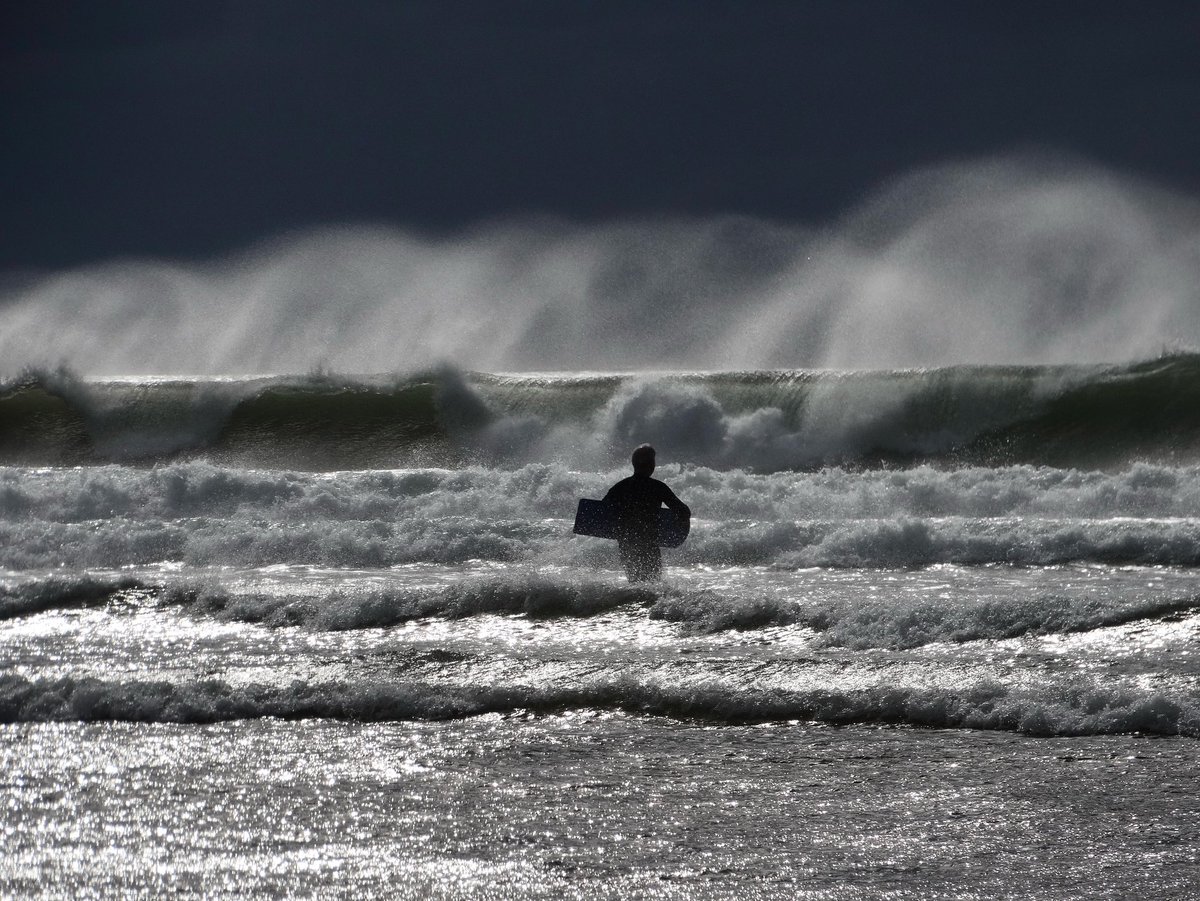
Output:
[5, 353, 1200, 470]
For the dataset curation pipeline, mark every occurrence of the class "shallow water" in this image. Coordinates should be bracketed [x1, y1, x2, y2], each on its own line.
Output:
[2, 555, 1198, 898]
[2, 447, 1199, 897]
[4, 717, 1198, 899]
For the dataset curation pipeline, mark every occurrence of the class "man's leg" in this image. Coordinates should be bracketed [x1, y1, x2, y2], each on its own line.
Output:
[618, 540, 661, 582]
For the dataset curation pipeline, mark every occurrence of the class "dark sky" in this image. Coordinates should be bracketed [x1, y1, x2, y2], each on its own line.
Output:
[4, 0, 1200, 269]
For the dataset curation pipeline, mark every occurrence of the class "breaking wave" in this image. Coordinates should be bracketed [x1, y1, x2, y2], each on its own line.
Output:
[5, 569, 1196, 653]
[1, 671, 1195, 737]
[5, 354, 1200, 470]
[0, 574, 149, 620]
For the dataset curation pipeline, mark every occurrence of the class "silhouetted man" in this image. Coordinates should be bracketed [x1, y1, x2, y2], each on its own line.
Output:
[603, 444, 690, 582]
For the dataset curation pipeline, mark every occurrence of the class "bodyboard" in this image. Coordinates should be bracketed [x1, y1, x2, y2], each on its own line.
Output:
[572, 498, 690, 548]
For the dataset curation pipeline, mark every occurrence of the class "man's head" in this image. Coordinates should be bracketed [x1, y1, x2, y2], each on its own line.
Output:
[631, 444, 656, 476]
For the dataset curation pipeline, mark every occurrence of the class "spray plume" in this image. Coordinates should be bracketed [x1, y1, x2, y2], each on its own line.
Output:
[2, 154, 1199, 376]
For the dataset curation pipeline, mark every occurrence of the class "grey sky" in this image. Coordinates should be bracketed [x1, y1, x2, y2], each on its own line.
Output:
[4, 1, 1199, 269]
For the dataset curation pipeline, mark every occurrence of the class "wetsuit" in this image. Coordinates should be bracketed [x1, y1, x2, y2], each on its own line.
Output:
[603, 474, 691, 582]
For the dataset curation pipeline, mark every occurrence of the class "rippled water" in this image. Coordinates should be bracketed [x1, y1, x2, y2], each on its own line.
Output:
[4, 716, 1199, 899]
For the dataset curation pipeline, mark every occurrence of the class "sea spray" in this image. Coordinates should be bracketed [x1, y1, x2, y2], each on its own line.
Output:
[3, 156, 1200, 377]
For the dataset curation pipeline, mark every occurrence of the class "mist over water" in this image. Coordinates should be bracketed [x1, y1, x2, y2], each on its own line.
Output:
[4, 154, 1200, 376]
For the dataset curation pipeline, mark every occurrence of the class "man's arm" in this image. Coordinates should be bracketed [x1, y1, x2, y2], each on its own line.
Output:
[603, 478, 627, 503]
[659, 483, 690, 518]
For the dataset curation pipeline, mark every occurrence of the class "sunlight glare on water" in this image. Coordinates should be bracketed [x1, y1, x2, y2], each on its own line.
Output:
[3, 717, 1198, 899]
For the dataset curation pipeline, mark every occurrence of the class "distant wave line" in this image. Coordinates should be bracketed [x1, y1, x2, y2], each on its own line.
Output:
[4, 355, 1200, 470]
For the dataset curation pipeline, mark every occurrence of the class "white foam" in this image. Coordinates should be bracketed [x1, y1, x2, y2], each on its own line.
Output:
[7, 462, 1200, 570]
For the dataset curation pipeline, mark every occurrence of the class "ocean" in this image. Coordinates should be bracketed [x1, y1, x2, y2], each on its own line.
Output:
[2, 357, 1199, 898]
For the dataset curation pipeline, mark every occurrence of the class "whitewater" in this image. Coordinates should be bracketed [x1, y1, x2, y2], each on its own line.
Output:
[2, 360, 1198, 898]
[3, 160, 1200, 898]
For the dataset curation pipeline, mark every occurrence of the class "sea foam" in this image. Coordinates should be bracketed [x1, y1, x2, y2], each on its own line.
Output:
[6, 461, 1200, 570]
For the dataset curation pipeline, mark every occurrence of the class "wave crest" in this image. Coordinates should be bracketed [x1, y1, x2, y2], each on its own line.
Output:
[165, 575, 654, 630]
[5, 356, 1200, 470]
[2, 672, 1194, 737]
